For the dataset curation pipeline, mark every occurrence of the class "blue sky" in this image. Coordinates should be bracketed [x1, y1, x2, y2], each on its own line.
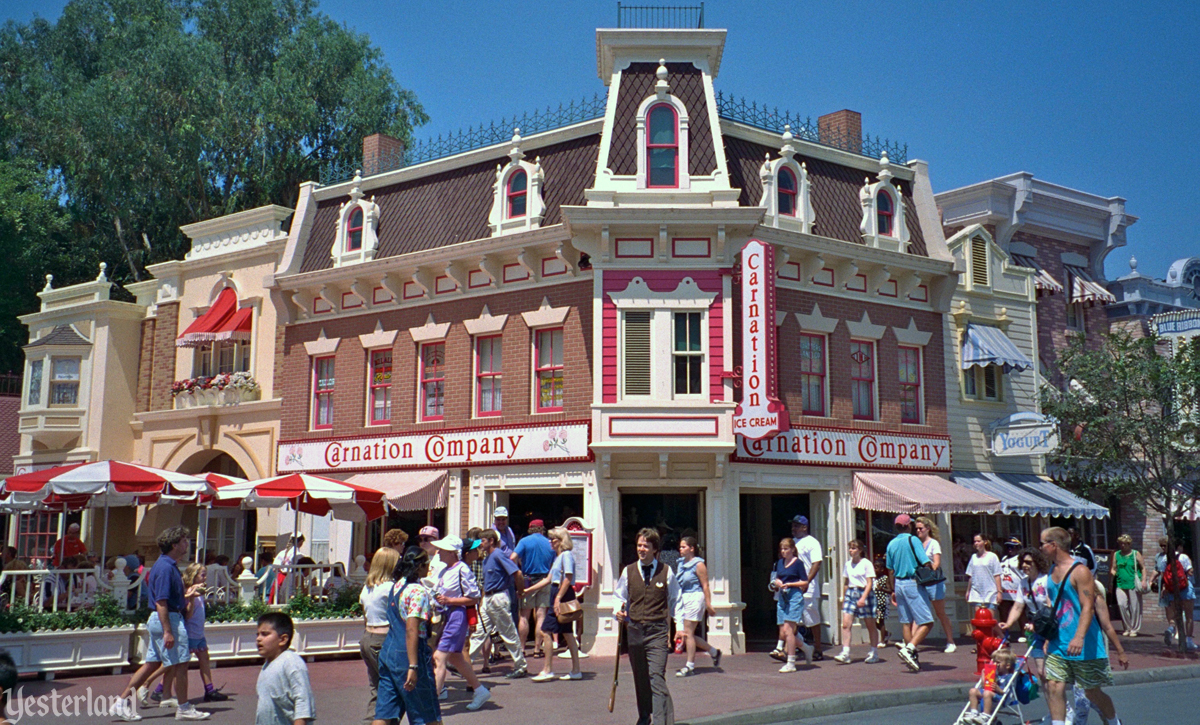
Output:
[8, 1, 1200, 281]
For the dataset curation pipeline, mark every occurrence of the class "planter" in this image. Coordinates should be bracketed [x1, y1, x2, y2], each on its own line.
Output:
[0, 626, 136, 679]
[133, 617, 363, 664]
[173, 386, 260, 409]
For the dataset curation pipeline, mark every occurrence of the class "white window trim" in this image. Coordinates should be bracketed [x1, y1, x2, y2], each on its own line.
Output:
[635, 86, 690, 190]
[797, 331, 829, 417]
[758, 127, 814, 233]
[331, 173, 381, 267]
[859, 152, 910, 252]
[670, 310, 707, 399]
[962, 364, 1004, 403]
[489, 130, 545, 236]
[618, 307, 710, 402]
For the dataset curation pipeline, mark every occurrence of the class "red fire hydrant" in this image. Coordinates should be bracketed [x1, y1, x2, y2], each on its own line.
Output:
[970, 606, 1002, 675]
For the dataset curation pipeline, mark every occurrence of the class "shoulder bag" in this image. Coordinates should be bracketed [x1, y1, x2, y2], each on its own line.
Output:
[907, 535, 945, 587]
[1032, 562, 1080, 641]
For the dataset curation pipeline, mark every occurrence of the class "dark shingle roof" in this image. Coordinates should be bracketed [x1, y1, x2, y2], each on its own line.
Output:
[24, 325, 91, 348]
[724, 136, 928, 256]
[301, 135, 600, 273]
[606, 62, 717, 177]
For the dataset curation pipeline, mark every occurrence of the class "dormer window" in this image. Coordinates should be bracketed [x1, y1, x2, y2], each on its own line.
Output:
[877, 190, 894, 235]
[647, 104, 679, 188]
[507, 170, 527, 219]
[778, 168, 797, 216]
[346, 208, 364, 251]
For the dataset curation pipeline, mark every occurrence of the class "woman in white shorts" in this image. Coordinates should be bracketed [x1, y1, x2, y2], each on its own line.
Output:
[674, 536, 721, 676]
[915, 516, 957, 653]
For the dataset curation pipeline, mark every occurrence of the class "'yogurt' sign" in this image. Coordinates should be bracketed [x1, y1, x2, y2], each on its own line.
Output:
[989, 412, 1059, 457]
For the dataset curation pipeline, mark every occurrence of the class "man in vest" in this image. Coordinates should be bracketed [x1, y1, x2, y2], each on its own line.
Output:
[614, 528, 680, 725]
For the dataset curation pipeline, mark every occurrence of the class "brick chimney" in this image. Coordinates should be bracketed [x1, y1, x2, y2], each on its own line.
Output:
[818, 110, 862, 155]
[362, 133, 405, 176]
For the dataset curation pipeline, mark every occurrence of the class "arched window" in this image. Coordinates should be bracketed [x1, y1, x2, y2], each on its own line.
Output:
[346, 207, 364, 251]
[646, 104, 678, 188]
[778, 168, 797, 216]
[876, 190, 894, 236]
[507, 170, 527, 219]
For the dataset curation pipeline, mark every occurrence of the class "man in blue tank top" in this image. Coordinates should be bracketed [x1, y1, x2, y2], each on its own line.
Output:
[1039, 526, 1123, 725]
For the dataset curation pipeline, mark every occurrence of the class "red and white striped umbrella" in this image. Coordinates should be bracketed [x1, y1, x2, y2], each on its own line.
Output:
[200, 472, 247, 507]
[214, 472, 388, 521]
[1, 460, 210, 508]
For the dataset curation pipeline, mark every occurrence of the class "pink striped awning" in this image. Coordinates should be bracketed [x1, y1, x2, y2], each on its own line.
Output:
[852, 472, 1001, 515]
[1065, 265, 1116, 305]
[345, 470, 448, 513]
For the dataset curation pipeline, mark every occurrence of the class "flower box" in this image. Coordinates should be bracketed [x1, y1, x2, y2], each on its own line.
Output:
[0, 626, 136, 679]
[173, 386, 261, 409]
[133, 617, 363, 664]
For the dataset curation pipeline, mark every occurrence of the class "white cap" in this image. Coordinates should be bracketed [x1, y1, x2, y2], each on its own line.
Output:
[432, 535, 463, 553]
[494, 506, 509, 518]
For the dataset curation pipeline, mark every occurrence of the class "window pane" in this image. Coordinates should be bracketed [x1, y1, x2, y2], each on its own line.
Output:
[877, 192, 891, 213]
[779, 170, 796, 192]
[27, 360, 41, 406]
[424, 381, 444, 417]
[984, 366, 998, 399]
[964, 369, 977, 397]
[52, 358, 79, 381]
[689, 356, 701, 393]
[539, 370, 563, 409]
[51, 382, 78, 406]
[779, 190, 795, 216]
[372, 350, 392, 385]
[674, 314, 686, 351]
[689, 313, 701, 351]
[648, 148, 676, 187]
[509, 193, 526, 218]
[508, 170, 527, 193]
[648, 106, 676, 144]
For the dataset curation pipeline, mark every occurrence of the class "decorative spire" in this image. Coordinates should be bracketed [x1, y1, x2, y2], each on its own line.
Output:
[349, 171, 364, 202]
[43, 274, 53, 292]
[96, 262, 108, 282]
[780, 124, 797, 160]
[508, 127, 524, 164]
[1129, 255, 1138, 273]
[655, 58, 670, 98]
[877, 150, 893, 183]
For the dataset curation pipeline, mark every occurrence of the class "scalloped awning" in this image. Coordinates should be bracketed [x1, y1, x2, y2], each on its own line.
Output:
[177, 288, 237, 348]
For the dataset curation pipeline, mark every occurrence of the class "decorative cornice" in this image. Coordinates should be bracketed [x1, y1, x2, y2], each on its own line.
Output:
[521, 297, 571, 328]
[303, 329, 340, 356]
[794, 303, 839, 334]
[892, 318, 933, 347]
[606, 276, 717, 309]
[846, 311, 887, 341]
[358, 321, 398, 350]
[409, 314, 451, 343]
[463, 305, 509, 336]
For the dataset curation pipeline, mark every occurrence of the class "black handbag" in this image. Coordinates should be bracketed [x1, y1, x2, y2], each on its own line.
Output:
[1031, 562, 1080, 641]
[908, 535, 945, 587]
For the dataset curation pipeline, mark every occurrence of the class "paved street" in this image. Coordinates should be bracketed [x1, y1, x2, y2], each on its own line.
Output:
[3, 629, 1195, 724]
[785, 679, 1196, 724]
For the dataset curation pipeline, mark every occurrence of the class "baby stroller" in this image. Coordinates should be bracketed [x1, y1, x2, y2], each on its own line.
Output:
[953, 639, 1039, 725]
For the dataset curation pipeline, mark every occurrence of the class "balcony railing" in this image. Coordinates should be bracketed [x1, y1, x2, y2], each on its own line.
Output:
[617, 2, 704, 28]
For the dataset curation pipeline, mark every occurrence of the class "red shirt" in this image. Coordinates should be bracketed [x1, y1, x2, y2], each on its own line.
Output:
[52, 537, 88, 566]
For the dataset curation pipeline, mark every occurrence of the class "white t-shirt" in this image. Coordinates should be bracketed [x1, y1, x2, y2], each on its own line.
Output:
[966, 551, 1002, 604]
[796, 535, 824, 598]
[843, 558, 873, 589]
[922, 537, 942, 560]
[359, 582, 391, 627]
[1000, 555, 1027, 601]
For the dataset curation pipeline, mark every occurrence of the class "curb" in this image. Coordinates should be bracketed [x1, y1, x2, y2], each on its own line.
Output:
[680, 663, 1200, 725]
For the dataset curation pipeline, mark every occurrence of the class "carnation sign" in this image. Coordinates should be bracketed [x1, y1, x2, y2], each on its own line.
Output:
[278, 423, 589, 472]
[733, 239, 789, 440]
[735, 427, 952, 471]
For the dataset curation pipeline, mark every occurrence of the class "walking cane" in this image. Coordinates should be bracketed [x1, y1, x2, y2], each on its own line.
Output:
[608, 620, 626, 713]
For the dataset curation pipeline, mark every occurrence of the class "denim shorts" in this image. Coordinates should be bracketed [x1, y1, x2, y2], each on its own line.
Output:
[894, 578, 933, 625]
[928, 580, 946, 601]
[146, 612, 190, 666]
[189, 636, 208, 653]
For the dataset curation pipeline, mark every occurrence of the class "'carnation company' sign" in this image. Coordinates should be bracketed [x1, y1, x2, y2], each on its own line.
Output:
[734, 427, 951, 471]
[277, 423, 590, 472]
[733, 239, 789, 440]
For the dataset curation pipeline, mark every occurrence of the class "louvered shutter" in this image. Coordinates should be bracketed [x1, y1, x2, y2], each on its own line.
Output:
[623, 311, 651, 396]
[971, 236, 990, 287]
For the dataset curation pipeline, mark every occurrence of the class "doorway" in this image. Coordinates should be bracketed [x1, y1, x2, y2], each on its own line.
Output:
[505, 492, 585, 534]
[619, 492, 702, 570]
[739, 493, 809, 646]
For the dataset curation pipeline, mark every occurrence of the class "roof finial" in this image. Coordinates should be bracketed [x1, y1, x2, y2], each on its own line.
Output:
[508, 127, 524, 164]
[877, 150, 893, 183]
[96, 262, 108, 282]
[655, 59, 670, 97]
[43, 274, 53, 292]
[780, 124, 797, 160]
[1129, 255, 1138, 272]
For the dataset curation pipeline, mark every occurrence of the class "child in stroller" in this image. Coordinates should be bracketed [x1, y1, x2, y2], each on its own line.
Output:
[962, 646, 1018, 723]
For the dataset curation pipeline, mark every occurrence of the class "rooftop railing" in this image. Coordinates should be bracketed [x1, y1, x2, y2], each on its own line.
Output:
[617, 3, 704, 28]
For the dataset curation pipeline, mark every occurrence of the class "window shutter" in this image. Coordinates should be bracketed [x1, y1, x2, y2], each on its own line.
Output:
[971, 236, 989, 287]
[623, 311, 651, 396]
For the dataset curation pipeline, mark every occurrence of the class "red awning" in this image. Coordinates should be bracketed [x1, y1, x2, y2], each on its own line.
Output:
[852, 472, 1001, 515]
[177, 288, 238, 348]
[214, 306, 253, 343]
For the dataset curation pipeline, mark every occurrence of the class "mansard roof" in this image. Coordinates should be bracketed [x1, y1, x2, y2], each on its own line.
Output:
[724, 136, 929, 257]
[607, 62, 718, 177]
[25, 324, 91, 348]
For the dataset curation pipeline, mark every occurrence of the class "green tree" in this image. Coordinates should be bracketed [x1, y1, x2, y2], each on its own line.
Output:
[0, 0, 426, 349]
[1042, 330, 1200, 653]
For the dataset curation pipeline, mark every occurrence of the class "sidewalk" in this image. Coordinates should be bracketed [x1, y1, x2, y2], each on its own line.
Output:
[8, 633, 1197, 725]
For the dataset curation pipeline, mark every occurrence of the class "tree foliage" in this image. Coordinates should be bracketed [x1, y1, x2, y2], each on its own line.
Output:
[1043, 330, 1200, 523]
[0, 0, 426, 371]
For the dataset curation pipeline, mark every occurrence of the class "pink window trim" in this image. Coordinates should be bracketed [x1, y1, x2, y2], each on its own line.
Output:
[476, 335, 502, 417]
[535, 328, 565, 413]
[778, 167, 798, 216]
[346, 207, 364, 251]
[646, 103, 679, 189]
[850, 341, 875, 421]
[368, 349, 392, 426]
[419, 343, 445, 422]
[798, 333, 825, 416]
[877, 191, 894, 236]
[898, 346, 922, 424]
[506, 170, 527, 219]
[312, 356, 335, 430]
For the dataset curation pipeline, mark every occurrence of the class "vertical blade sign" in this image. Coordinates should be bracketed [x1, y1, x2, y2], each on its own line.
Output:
[734, 239, 789, 440]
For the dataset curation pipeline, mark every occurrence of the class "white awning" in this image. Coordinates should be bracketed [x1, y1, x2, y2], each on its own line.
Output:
[951, 471, 1109, 519]
[345, 470, 448, 512]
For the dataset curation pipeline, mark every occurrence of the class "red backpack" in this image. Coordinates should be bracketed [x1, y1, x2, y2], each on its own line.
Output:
[1163, 558, 1188, 594]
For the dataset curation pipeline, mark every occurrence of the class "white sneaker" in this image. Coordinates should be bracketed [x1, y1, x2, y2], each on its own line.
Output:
[136, 686, 152, 708]
[175, 705, 211, 720]
[560, 672, 582, 681]
[466, 685, 491, 711]
[1165, 626, 1176, 646]
[438, 687, 448, 700]
[778, 661, 797, 673]
[944, 642, 957, 653]
[833, 651, 851, 664]
[159, 698, 179, 708]
[864, 651, 881, 664]
[531, 671, 556, 682]
[113, 699, 143, 722]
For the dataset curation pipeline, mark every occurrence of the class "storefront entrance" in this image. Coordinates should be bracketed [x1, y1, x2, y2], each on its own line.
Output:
[619, 492, 702, 570]
[506, 492, 585, 533]
[739, 493, 810, 646]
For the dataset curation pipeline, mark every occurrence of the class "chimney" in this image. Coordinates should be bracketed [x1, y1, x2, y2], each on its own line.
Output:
[362, 133, 405, 176]
[818, 110, 862, 155]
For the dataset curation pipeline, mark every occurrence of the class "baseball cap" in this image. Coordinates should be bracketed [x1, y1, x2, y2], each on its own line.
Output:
[494, 506, 509, 518]
[528, 518, 545, 529]
[790, 515, 809, 526]
[1004, 536, 1022, 548]
[432, 535, 463, 553]
[418, 526, 439, 539]
[464, 538, 483, 552]
[894, 514, 913, 527]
